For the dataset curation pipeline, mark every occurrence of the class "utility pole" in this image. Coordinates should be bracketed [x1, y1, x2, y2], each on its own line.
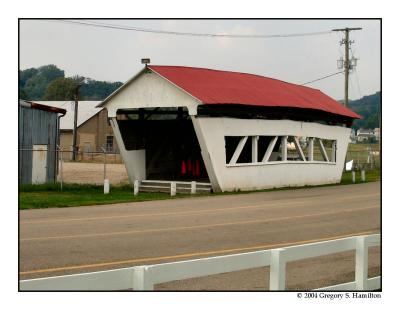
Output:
[332, 27, 362, 107]
[72, 83, 83, 161]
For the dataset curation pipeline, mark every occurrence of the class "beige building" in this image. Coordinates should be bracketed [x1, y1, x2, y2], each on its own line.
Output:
[34, 101, 118, 159]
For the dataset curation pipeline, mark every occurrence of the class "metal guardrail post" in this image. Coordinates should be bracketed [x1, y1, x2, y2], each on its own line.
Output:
[355, 236, 368, 290]
[270, 248, 286, 290]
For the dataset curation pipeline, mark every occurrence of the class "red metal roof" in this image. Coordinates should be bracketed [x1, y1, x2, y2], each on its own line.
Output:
[148, 65, 361, 119]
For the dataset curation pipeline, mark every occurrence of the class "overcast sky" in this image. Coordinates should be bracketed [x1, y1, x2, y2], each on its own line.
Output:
[19, 19, 380, 100]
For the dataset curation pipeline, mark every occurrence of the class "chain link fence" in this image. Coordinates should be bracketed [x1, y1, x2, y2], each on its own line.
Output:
[19, 142, 380, 185]
[19, 147, 128, 185]
[345, 143, 381, 171]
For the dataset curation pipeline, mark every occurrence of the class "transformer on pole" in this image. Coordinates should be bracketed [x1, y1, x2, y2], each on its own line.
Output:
[332, 27, 362, 107]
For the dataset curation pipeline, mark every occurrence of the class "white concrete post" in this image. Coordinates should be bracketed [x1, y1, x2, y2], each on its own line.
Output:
[270, 249, 286, 290]
[355, 236, 368, 290]
[101, 146, 109, 194]
[171, 182, 176, 196]
[361, 170, 365, 182]
[134, 180, 139, 196]
[251, 136, 259, 163]
[191, 181, 196, 194]
[132, 266, 153, 291]
[352, 171, 356, 183]
[281, 136, 288, 162]
[104, 179, 110, 194]
[308, 137, 314, 161]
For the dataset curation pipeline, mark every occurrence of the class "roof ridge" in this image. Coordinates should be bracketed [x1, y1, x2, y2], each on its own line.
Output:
[148, 65, 321, 92]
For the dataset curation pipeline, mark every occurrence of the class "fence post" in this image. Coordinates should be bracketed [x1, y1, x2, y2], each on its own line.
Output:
[270, 249, 286, 290]
[355, 236, 368, 290]
[191, 181, 196, 194]
[58, 145, 63, 191]
[134, 180, 139, 196]
[171, 181, 176, 196]
[132, 266, 153, 291]
[352, 171, 356, 183]
[361, 170, 365, 182]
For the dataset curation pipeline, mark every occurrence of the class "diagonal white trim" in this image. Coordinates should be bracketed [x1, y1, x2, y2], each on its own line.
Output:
[229, 136, 248, 165]
[317, 139, 330, 162]
[294, 137, 306, 161]
[262, 136, 278, 163]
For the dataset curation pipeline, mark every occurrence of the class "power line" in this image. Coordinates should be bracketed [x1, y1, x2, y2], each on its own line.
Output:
[51, 20, 333, 39]
[301, 71, 344, 86]
[349, 46, 363, 99]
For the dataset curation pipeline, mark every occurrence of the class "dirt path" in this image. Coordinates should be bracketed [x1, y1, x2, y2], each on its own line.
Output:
[58, 162, 129, 185]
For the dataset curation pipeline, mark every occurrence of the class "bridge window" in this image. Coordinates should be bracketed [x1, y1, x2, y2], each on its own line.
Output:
[225, 135, 336, 166]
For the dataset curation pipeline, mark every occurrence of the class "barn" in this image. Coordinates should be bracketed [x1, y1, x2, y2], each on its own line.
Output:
[19, 100, 66, 184]
[98, 65, 360, 192]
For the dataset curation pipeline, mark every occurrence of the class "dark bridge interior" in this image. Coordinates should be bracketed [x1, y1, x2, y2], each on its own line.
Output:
[116, 108, 209, 181]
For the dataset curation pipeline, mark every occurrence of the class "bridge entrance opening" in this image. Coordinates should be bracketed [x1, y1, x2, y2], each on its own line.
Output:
[116, 107, 209, 182]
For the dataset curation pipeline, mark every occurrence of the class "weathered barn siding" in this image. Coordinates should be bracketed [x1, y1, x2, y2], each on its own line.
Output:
[19, 105, 59, 184]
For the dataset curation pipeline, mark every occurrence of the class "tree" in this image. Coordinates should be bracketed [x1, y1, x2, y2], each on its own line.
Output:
[37, 64, 64, 82]
[80, 79, 123, 100]
[43, 77, 77, 100]
[19, 88, 27, 100]
[19, 68, 38, 88]
[19, 64, 123, 100]
[20, 65, 65, 100]
[23, 74, 49, 100]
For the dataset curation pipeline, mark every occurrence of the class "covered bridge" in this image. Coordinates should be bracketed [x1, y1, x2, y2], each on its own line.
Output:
[98, 65, 360, 192]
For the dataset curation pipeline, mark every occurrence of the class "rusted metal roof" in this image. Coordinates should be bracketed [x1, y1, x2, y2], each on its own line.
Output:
[20, 100, 67, 115]
[148, 65, 361, 119]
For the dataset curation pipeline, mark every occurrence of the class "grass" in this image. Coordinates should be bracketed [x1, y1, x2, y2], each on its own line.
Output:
[19, 169, 381, 210]
[347, 143, 380, 152]
[18, 183, 184, 210]
[340, 169, 381, 185]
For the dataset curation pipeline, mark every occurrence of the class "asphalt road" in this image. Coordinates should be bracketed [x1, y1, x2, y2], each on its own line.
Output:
[19, 182, 381, 290]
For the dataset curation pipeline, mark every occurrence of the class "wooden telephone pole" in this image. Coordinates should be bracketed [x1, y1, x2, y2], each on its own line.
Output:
[72, 83, 83, 161]
[332, 27, 362, 107]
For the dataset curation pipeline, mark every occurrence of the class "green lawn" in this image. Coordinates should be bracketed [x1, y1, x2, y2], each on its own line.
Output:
[19, 169, 381, 210]
[19, 183, 182, 210]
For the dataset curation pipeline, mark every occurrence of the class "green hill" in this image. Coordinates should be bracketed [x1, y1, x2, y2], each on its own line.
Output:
[347, 91, 381, 129]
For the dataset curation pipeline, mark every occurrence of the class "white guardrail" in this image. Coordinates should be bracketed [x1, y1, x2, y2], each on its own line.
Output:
[19, 234, 380, 291]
